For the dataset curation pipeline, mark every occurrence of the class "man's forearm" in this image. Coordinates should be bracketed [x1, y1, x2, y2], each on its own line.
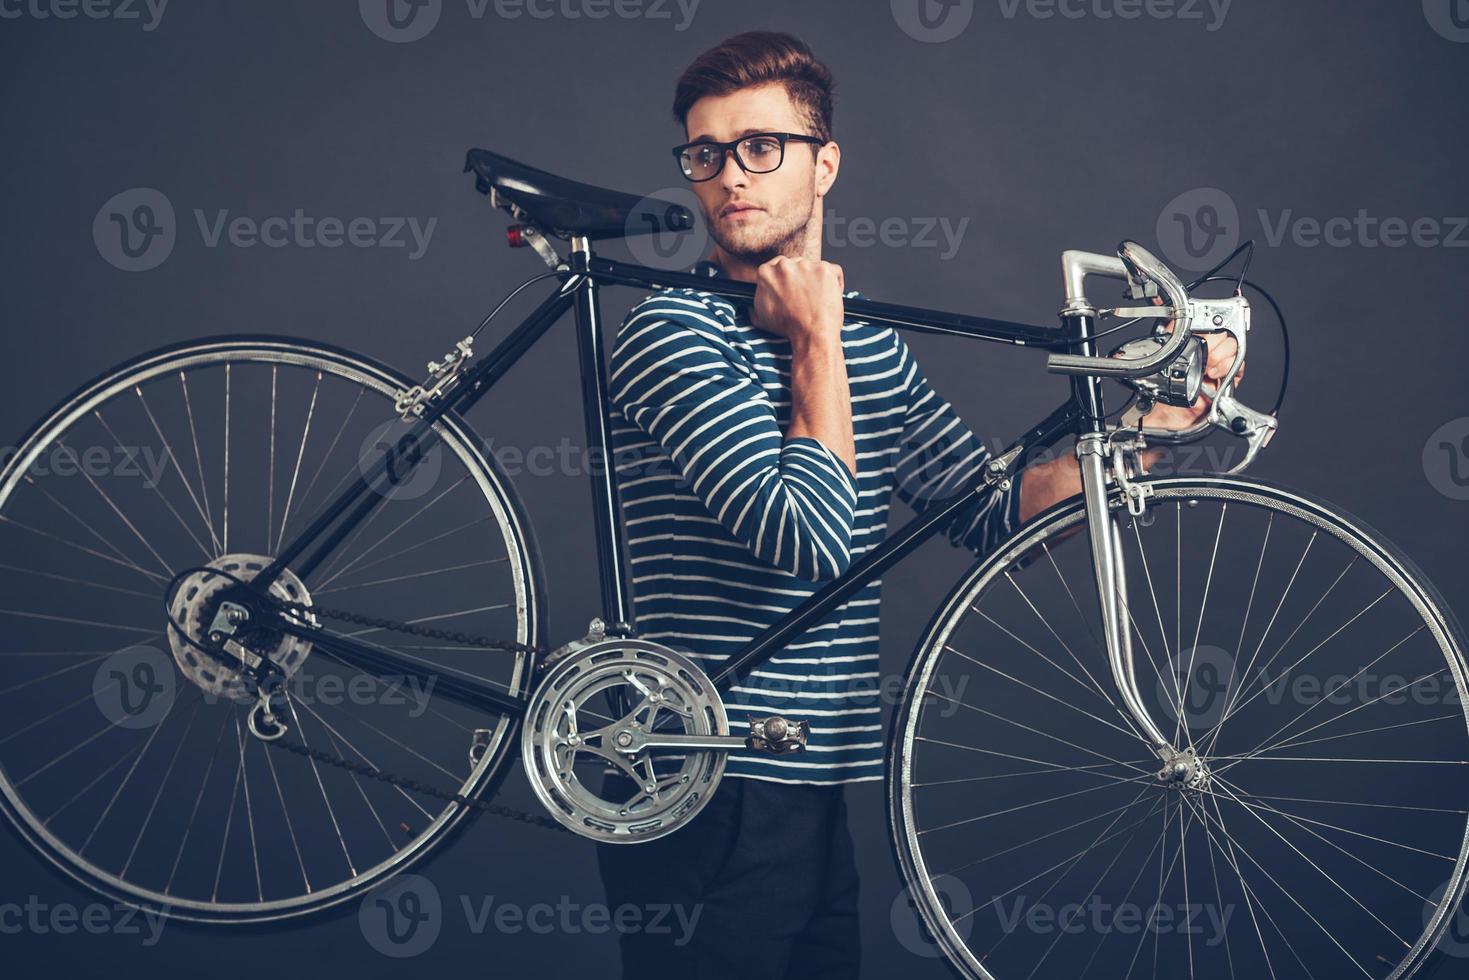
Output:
[785, 334, 858, 477]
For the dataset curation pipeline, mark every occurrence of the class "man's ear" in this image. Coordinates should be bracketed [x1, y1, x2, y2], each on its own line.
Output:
[814, 141, 840, 199]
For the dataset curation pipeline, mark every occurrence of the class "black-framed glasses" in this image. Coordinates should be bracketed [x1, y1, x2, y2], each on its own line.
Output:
[671, 132, 825, 182]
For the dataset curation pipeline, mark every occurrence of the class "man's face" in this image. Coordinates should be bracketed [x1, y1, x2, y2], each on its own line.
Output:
[681, 82, 836, 264]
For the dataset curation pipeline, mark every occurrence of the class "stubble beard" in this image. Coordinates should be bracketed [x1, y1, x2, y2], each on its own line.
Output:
[708, 191, 817, 266]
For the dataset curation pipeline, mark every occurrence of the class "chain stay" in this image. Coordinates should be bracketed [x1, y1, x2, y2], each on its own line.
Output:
[256, 595, 566, 832]
[267, 736, 568, 833]
[275, 595, 547, 658]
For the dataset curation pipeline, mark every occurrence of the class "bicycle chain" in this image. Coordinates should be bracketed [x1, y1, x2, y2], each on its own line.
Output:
[281, 597, 547, 659]
[256, 596, 570, 835]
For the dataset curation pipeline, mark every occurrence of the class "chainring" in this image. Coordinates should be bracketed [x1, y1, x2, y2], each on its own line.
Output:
[521, 638, 728, 843]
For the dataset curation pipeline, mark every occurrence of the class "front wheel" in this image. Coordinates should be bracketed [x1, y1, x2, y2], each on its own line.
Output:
[888, 475, 1469, 980]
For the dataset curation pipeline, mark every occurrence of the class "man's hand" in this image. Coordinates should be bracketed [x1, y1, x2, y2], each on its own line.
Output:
[1139, 311, 1247, 432]
[1021, 309, 1248, 522]
[750, 256, 846, 351]
[752, 255, 857, 477]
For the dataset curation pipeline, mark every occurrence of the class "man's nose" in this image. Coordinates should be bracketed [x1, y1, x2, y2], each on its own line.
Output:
[716, 148, 749, 192]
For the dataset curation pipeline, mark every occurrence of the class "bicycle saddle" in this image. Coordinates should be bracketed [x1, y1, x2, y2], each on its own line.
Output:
[464, 148, 695, 241]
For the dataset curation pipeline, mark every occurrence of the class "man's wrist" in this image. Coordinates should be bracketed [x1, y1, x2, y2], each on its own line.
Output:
[788, 321, 844, 357]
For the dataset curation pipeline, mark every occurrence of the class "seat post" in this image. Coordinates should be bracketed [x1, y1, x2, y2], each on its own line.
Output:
[569, 235, 636, 637]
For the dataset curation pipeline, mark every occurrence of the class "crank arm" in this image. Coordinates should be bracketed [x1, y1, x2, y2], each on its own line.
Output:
[619, 732, 748, 751]
[613, 715, 811, 755]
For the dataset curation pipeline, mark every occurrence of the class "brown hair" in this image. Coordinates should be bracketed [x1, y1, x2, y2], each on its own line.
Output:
[672, 31, 834, 144]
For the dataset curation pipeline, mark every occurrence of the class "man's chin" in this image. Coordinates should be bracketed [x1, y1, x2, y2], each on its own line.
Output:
[710, 226, 789, 265]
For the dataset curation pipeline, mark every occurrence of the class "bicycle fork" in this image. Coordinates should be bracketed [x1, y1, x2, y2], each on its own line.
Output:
[1077, 431, 1210, 789]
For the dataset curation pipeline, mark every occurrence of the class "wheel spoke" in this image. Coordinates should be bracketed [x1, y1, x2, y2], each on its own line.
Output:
[896, 486, 1469, 980]
[0, 346, 538, 921]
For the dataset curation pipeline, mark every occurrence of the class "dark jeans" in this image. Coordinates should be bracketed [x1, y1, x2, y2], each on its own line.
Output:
[595, 771, 862, 978]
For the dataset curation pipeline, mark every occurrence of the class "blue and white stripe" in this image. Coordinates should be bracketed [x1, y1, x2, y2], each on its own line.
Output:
[608, 272, 1024, 784]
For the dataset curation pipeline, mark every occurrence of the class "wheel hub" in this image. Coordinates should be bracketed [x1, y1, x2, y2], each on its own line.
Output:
[1157, 747, 1212, 791]
[167, 554, 315, 702]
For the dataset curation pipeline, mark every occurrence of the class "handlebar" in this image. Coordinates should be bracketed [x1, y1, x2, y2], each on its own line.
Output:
[1045, 241, 1194, 381]
[1046, 240, 1280, 474]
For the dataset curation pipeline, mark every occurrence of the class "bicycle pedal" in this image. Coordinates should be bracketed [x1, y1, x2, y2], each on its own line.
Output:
[746, 715, 810, 755]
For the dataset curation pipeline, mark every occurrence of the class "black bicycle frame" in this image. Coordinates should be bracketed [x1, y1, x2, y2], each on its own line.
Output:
[256, 240, 1111, 720]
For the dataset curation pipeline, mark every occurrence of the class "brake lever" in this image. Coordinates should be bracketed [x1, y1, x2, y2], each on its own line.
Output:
[1119, 294, 1279, 475]
[1207, 382, 1279, 473]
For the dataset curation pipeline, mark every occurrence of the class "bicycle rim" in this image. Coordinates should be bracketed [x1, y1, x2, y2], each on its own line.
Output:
[888, 475, 1469, 979]
[0, 337, 544, 923]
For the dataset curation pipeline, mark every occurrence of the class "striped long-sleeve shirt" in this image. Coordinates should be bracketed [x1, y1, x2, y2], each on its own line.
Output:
[607, 265, 1026, 784]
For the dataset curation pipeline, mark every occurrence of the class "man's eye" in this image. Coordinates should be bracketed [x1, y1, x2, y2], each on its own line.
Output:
[692, 146, 720, 167]
[743, 138, 780, 157]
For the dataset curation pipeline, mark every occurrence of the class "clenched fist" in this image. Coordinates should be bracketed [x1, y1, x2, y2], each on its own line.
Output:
[750, 255, 846, 350]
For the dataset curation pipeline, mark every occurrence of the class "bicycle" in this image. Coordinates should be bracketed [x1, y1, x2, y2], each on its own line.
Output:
[0, 146, 1465, 979]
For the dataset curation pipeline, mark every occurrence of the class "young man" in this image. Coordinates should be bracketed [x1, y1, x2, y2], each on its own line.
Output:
[596, 30, 1240, 977]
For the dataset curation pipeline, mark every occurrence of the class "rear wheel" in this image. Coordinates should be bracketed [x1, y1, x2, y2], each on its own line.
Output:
[0, 337, 545, 923]
[889, 475, 1469, 979]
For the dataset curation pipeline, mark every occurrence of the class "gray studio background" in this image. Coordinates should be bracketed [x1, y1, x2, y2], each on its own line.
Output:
[2, 0, 1468, 976]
